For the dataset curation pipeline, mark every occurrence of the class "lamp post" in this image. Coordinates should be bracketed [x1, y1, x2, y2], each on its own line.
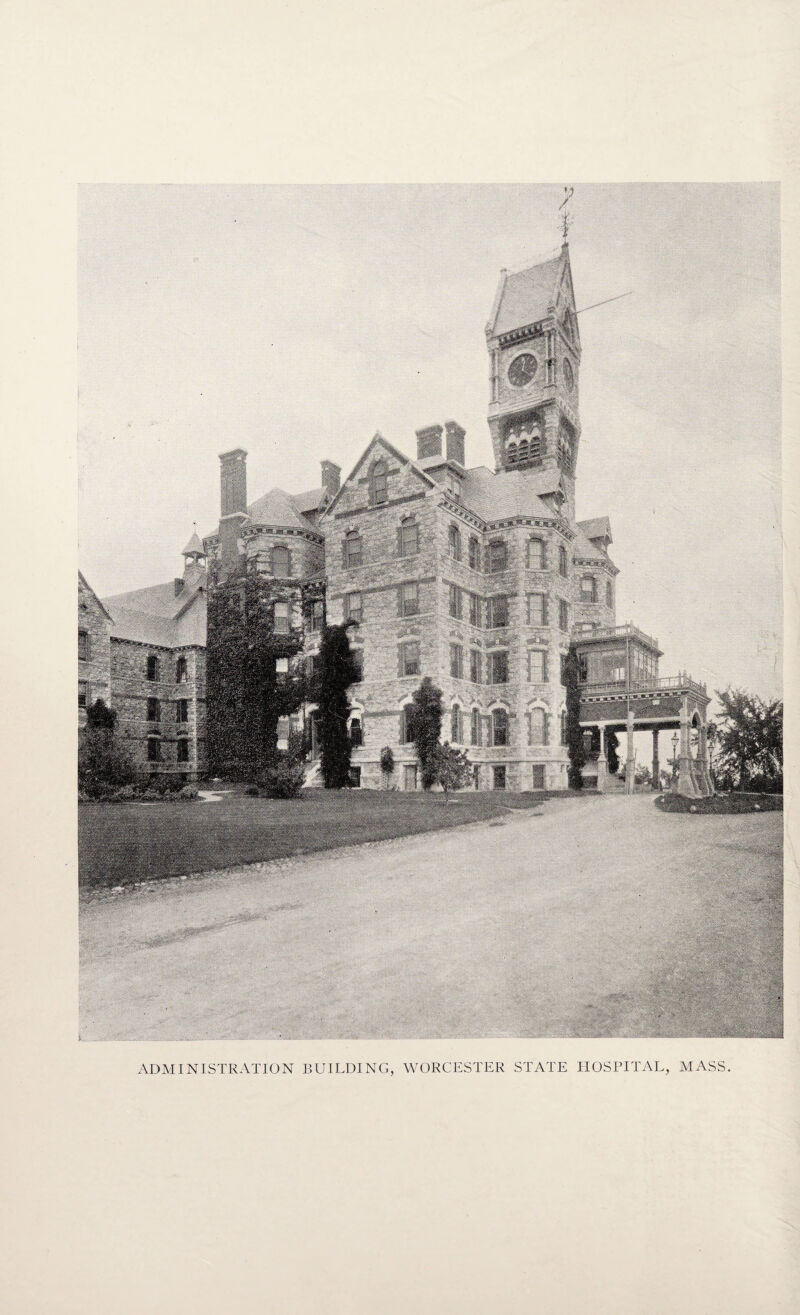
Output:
[670, 732, 679, 788]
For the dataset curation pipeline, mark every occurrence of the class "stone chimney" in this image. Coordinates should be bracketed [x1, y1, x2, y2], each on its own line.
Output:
[445, 421, 466, 467]
[321, 459, 341, 498]
[416, 424, 443, 462]
[218, 448, 248, 570]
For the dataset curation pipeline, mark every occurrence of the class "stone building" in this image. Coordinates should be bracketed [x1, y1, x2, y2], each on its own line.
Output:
[81, 240, 713, 794]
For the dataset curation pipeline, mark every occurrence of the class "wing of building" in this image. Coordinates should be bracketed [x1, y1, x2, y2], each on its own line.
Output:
[79, 241, 712, 795]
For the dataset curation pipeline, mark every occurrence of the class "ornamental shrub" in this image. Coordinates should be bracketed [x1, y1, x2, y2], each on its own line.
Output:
[261, 759, 306, 799]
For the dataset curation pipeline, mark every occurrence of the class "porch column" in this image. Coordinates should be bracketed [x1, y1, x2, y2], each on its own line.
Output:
[651, 727, 660, 791]
[596, 724, 608, 793]
[677, 696, 697, 797]
[624, 708, 635, 795]
[697, 720, 713, 795]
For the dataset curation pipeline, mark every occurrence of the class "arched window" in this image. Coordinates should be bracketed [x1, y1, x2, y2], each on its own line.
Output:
[350, 715, 363, 748]
[469, 536, 480, 571]
[558, 545, 568, 577]
[370, 459, 388, 505]
[518, 438, 529, 462]
[146, 655, 160, 681]
[344, 531, 363, 567]
[507, 441, 517, 464]
[175, 656, 187, 683]
[606, 580, 613, 607]
[529, 428, 543, 462]
[580, 575, 597, 602]
[528, 706, 548, 745]
[491, 707, 509, 747]
[527, 537, 546, 570]
[448, 523, 462, 561]
[471, 707, 481, 746]
[272, 544, 290, 576]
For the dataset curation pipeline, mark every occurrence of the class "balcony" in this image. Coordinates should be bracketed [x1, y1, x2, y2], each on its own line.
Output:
[572, 621, 661, 653]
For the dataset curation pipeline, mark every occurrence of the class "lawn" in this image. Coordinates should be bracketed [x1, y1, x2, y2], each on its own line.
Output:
[79, 788, 554, 888]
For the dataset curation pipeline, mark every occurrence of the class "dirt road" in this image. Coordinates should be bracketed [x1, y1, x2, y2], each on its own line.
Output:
[79, 794, 782, 1039]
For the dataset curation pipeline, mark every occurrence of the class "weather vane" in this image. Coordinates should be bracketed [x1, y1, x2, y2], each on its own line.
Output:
[559, 186, 574, 243]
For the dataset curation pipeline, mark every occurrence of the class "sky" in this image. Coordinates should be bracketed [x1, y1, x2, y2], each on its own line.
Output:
[78, 183, 782, 704]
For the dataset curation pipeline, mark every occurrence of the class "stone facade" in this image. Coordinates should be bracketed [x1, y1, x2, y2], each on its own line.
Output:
[78, 572, 112, 723]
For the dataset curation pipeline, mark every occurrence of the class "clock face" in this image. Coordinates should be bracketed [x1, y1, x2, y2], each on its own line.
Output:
[507, 352, 538, 387]
[562, 358, 574, 392]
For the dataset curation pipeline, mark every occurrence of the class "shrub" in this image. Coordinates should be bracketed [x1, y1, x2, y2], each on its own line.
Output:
[261, 759, 306, 799]
[245, 784, 260, 796]
[178, 785, 199, 801]
[380, 746, 395, 776]
[113, 784, 137, 802]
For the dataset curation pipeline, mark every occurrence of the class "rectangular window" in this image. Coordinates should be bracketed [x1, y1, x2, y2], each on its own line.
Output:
[488, 540, 507, 572]
[532, 764, 546, 790]
[78, 629, 89, 661]
[78, 681, 88, 709]
[309, 599, 324, 631]
[274, 601, 290, 634]
[400, 641, 420, 677]
[560, 653, 568, 685]
[147, 697, 160, 723]
[470, 649, 482, 684]
[470, 707, 481, 746]
[345, 534, 363, 567]
[177, 699, 189, 723]
[448, 583, 462, 619]
[489, 650, 509, 684]
[527, 650, 547, 682]
[147, 737, 161, 763]
[559, 599, 569, 631]
[276, 657, 289, 675]
[399, 522, 419, 556]
[468, 592, 481, 627]
[177, 737, 190, 763]
[344, 592, 362, 623]
[351, 650, 364, 682]
[400, 581, 419, 617]
[348, 765, 362, 788]
[493, 765, 507, 790]
[272, 545, 290, 577]
[450, 644, 463, 679]
[488, 595, 508, 628]
[146, 655, 159, 681]
[469, 537, 481, 571]
[527, 593, 547, 626]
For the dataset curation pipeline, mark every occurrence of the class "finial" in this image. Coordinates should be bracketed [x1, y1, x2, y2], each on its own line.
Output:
[559, 186, 574, 244]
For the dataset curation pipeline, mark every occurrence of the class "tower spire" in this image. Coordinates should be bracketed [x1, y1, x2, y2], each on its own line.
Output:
[559, 186, 574, 245]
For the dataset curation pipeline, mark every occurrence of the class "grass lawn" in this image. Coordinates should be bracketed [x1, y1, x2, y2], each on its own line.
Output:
[656, 791, 783, 815]
[79, 787, 559, 888]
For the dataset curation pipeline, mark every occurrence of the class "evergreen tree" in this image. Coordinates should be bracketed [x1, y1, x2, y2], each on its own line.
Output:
[564, 644, 586, 789]
[318, 623, 361, 788]
[409, 677, 443, 789]
[713, 688, 782, 792]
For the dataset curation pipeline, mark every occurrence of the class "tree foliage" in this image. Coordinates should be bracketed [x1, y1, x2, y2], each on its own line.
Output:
[318, 623, 361, 788]
[711, 688, 783, 792]
[79, 699, 135, 792]
[434, 742, 471, 796]
[564, 644, 586, 789]
[206, 561, 306, 778]
[409, 677, 444, 789]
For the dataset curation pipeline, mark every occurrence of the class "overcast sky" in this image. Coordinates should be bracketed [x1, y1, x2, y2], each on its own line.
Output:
[78, 183, 781, 702]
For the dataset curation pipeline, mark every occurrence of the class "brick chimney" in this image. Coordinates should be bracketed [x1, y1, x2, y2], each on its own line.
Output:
[218, 448, 248, 570]
[416, 424, 443, 461]
[321, 459, 341, 498]
[445, 421, 466, 467]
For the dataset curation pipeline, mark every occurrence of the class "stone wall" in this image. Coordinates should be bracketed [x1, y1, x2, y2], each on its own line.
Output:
[109, 638, 206, 779]
[78, 576, 111, 722]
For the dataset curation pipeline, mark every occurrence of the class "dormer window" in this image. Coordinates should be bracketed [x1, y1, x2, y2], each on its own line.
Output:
[370, 459, 388, 505]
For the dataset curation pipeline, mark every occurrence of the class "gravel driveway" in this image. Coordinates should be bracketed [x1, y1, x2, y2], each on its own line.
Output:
[79, 794, 782, 1040]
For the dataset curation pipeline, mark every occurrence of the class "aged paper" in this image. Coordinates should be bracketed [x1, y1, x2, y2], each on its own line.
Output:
[2, 2, 798, 1312]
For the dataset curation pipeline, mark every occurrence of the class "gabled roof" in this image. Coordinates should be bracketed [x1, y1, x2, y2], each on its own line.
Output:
[78, 570, 113, 621]
[292, 486, 327, 514]
[488, 248, 567, 338]
[321, 431, 437, 518]
[103, 580, 187, 618]
[108, 607, 181, 647]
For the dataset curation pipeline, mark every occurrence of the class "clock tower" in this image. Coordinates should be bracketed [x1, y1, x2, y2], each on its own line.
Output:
[485, 242, 581, 515]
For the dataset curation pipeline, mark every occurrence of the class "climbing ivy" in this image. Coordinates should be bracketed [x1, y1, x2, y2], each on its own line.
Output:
[564, 643, 586, 790]
[206, 558, 309, 778]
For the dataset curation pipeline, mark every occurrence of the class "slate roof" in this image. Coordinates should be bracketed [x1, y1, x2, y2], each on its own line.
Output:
[577, 516, 612, 545]
[246, 487, 309, 530]
[291, 486, 327, 514]
[102, 577, 207, 647]
[460, 466, 555, 523]
[182, 530, 205, 556]
[488, 251, 565, 337]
